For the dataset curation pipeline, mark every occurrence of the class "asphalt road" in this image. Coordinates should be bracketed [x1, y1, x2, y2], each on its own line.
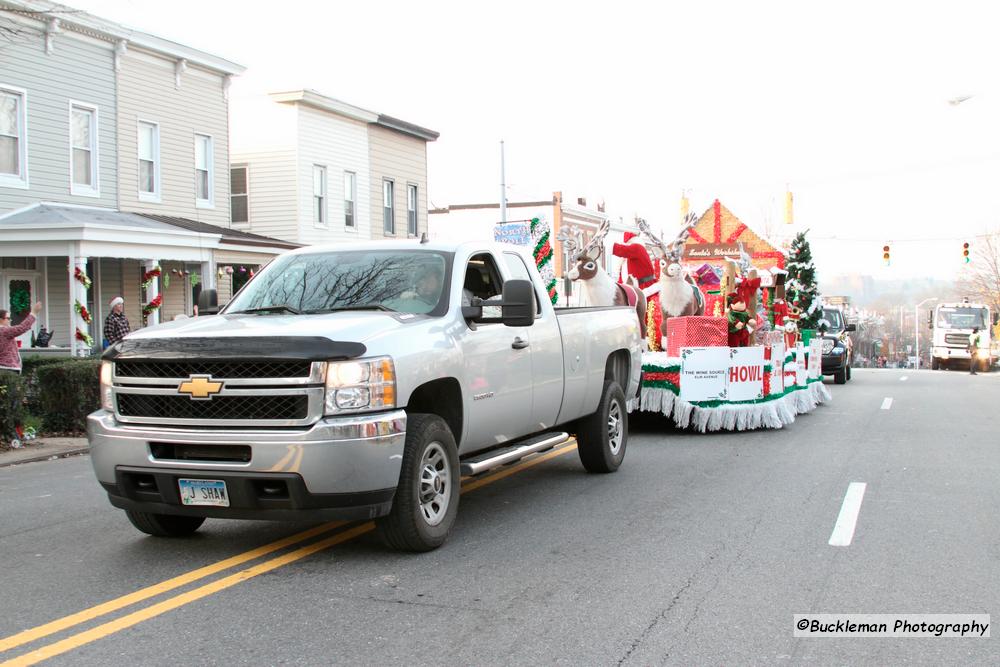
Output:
[1, 368, 997, 666]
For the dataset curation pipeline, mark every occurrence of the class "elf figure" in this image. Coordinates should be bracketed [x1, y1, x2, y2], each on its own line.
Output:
[727, 292, 754, 347]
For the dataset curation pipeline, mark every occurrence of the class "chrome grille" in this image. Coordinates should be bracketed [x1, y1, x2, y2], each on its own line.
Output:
[117, 394, 309, 421]
[945, 334, 970, 347]
[115, 360, 311, 379]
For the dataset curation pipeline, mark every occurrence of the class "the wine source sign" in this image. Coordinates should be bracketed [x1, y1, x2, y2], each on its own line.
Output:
[680, 347, 730, 401]
[728, 346, 766, 401]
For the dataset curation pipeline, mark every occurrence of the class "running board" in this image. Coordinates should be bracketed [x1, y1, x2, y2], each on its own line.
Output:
[460, 432, 570, 476]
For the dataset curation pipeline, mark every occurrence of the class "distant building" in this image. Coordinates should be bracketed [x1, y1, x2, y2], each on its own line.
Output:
[429, 191, 637, 277]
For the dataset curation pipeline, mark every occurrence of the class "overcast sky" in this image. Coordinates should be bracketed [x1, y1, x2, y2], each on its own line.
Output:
[68, 0, 1000, 281]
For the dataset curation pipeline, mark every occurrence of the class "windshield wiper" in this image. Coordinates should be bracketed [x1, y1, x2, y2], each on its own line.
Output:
[229, 304, 301, 315]
[304, 304, 397, 314]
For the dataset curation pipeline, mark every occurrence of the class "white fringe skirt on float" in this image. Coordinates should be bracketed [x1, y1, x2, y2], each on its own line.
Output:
[633, 380, 831, 433]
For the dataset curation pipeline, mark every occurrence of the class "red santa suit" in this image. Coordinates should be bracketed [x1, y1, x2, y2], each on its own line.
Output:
[612, 233, 658, 290]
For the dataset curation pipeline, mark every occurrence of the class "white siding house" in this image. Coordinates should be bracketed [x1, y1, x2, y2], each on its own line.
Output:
[0, 1, 295, 356]
[230, 89, 437, 246]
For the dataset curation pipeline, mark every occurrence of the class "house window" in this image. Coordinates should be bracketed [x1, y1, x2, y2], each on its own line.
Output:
[194, 133, 213, 207]
[138, 121, 160, 201]
[231, 166, 248, 224]
[407, 184, 418, 236]
[0, 86, 28, 188]
[313, 165, 327, 224]
[70, 103, 98, 196]
[344, 171, 356, 228]
[383, 179, 394, 234]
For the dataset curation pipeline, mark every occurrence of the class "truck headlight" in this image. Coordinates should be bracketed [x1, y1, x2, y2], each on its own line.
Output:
[100, 361, 114, 412]
[324, 357, 395, 415]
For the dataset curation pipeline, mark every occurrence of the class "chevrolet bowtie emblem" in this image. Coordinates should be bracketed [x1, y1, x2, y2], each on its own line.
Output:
[178, 375, 223, 400]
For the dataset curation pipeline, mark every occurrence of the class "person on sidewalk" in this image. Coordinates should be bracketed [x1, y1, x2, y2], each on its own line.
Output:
[0, 302, 43, 374]
[103, 296, 131, 347]
[968, 327, 981, 375]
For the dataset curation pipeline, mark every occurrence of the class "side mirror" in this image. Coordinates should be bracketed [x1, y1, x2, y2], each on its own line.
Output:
[198, 288, 220, 315]
[500, 279, 535, 327]
[845, 323, 857, 332]
[993, 313, 999, 326]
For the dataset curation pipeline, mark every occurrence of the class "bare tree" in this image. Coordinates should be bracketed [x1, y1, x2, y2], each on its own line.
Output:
[955, 230, 1000, 314]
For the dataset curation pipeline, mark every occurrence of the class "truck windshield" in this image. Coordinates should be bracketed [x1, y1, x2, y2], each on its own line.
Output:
[936, 307, 988, 330]
[225, 250, 453, 316]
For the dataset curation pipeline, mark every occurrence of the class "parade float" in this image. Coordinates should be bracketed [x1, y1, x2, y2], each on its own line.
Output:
[619, 201, 830, 431]
[493, 204, 830, 432]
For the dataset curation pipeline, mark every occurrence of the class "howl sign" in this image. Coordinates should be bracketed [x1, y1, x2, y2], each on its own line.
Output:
[728, 347, 766, 401]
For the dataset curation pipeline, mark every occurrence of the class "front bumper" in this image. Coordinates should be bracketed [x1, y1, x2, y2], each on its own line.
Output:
[87, 409, 406, 521]
[821, 349, 848, 374]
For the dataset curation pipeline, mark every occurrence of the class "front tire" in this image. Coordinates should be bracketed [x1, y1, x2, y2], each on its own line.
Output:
[931, 357, 940, 370]
[576, 381, 628, 473]
[376, 414, 459, 552]
[125, 510, 205, 537]
[833, 366, 847, 384]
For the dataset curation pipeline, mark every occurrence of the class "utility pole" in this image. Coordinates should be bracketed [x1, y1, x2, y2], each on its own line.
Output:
[500, 140, 507, 224]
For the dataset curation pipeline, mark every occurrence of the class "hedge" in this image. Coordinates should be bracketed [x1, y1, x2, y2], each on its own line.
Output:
[0, 372, 28, 444]
[19, 355, 76, 407]
[35, 359, 102, 433]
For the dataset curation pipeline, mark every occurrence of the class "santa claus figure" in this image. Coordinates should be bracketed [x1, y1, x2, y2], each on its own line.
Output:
[613, 232, 663, 350]
[612, 232, 658, 292]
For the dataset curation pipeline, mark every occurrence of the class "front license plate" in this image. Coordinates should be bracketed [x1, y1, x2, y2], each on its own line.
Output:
[178, 479, 229, 507]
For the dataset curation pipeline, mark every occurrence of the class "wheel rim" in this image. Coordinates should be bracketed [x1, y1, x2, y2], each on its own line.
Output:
[607, 399, 624, 456]
[418, 441, 451, 527]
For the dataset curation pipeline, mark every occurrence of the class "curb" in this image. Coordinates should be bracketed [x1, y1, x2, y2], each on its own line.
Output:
[0, 447, 90, 468]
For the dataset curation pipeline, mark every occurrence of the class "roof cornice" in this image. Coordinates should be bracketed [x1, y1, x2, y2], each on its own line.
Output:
[0, 0, 245, 75]
[269, 90, 379, 123]
[375, 114, 439, 142]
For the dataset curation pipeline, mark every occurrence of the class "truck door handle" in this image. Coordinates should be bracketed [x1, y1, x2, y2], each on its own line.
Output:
[512, 337, 529, 350]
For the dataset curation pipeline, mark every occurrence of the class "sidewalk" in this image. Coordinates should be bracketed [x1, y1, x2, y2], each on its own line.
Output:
[0, 437, 89, 468]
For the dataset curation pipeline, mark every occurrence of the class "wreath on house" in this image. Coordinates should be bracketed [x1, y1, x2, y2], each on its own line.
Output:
[10, 287, 30, 316]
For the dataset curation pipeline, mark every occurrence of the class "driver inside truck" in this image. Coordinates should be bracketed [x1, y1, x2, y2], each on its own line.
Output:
[401, 264, 444, 306]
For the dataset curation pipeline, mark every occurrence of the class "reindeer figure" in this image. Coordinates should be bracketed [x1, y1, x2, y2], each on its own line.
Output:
[638, 214, 705, 320]
[562, 220, 648, 340]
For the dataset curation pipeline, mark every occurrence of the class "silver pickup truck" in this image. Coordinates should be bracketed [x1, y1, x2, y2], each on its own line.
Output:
[88, 240, 642, 551]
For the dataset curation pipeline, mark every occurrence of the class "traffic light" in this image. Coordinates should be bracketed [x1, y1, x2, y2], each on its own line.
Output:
[963, 242, 970, 263]
[882, 244, 890, 266]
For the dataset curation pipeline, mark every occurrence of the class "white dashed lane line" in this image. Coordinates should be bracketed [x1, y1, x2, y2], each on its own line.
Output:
[900, 376, 908, 382]
[829, 482, 867, 546]
[881, 397, 893, 410]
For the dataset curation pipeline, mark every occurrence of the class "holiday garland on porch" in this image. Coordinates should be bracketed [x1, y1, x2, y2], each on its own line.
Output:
[74, 267, 91, 290]
[74, 300, 92, 325]
[142, 294, 163, 318]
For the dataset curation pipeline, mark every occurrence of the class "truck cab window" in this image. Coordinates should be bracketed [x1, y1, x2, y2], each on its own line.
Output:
[463, 254, 503, 307]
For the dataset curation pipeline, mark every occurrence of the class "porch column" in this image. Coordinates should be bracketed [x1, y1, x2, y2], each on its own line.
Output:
[143, 259, 161, 327]
[200, 258, 216, 290]
[71, 255, 90, 356]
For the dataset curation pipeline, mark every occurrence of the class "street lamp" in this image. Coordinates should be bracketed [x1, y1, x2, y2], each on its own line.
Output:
[915, 297, 938, 368]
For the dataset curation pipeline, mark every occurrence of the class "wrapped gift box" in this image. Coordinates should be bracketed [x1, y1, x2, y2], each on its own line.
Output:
[663, 316, 728, 356]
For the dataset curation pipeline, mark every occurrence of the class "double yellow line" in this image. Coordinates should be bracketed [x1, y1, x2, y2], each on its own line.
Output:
[1, 442, 577, 666]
